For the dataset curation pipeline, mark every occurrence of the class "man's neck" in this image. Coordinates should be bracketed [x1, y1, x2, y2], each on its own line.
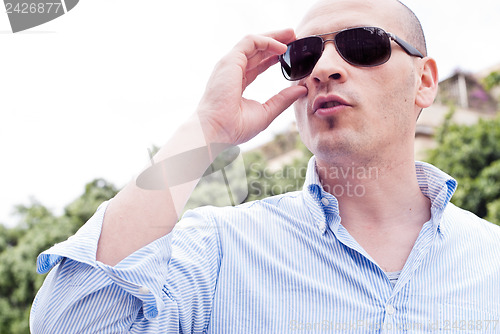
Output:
[315, 155, 431, 272]
[316, 154, 430, 222]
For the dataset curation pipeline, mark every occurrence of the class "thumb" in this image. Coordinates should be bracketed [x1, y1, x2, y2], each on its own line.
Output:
[262, 85, 308, 123]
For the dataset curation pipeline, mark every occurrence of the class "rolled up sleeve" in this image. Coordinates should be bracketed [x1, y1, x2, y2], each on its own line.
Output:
[31, 201, 222, 333]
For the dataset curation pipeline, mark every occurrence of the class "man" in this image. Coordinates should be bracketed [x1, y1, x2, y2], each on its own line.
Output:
[31, 0, 500, 332]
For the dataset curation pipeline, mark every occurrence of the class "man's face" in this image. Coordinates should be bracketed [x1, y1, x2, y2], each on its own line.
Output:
[293, 0, 421, 166]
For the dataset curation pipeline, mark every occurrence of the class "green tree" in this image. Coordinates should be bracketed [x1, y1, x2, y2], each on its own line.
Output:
[245, 138, 312, 202]
[483, 71, 500, 91]
[427, 110, 500, 225]
[0, 179, 118, 334]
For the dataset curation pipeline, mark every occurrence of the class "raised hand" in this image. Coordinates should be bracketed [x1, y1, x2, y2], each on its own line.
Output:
[197, 29, 308, 146]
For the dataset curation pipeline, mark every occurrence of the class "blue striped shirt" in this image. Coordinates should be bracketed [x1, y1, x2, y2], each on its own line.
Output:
[31, 158, 500, 333]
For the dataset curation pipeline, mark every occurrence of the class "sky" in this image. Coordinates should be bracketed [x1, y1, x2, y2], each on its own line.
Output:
[1, 0, 500, 227]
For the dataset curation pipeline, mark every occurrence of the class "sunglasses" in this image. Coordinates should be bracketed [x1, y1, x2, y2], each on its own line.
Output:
[279, 26, 424, 81]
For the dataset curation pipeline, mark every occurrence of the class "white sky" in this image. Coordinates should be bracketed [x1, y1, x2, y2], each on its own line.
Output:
[1, 0, 499, 227]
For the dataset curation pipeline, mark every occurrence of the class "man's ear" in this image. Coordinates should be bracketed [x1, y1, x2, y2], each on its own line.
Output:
[415, 57, 439, 109]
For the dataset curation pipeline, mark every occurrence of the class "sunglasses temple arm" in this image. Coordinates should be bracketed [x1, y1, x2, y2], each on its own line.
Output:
[279, 55, 295, 80]
[388, 33, 424, 58]
[279, 55, 290, 71]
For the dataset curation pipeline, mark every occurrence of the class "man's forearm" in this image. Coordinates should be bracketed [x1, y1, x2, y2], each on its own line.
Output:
[96, 114, 219, 266]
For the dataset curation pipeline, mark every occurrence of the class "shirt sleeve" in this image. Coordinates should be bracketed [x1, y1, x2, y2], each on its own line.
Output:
[30, 201, 222, 334]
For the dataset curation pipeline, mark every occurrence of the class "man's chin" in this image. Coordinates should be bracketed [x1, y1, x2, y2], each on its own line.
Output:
[312, 136, 359, 161]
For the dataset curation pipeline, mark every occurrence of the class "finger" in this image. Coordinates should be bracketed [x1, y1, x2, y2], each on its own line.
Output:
[262, 28, 296, 45]
[261, 85, 308, 123]
[244, 55, 279, 88]
[244, 29, 296, 72]
[246, 47, 283, 72]
[235, 34, 289, 61]
[225, 29, 295, 78]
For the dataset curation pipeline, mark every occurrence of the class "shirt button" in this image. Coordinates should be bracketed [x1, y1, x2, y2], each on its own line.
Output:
[138, 286, 150, 294]
[318, 222, 326, 233]
[386, 304, 396, 316]
[321, 198, 329, 206]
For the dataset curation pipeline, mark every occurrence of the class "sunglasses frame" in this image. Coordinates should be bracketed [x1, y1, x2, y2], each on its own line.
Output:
[279, 26, 424, 81]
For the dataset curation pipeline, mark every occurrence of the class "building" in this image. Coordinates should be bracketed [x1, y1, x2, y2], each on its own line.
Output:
[415, 65, 500, 160]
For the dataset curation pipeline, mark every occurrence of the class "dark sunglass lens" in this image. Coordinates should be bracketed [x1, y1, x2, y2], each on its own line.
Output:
[281, 36, 323, 80]
[335, 27, 391, 66]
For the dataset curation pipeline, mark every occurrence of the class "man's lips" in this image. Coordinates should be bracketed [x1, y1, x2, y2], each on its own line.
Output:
[312, 95, 352, 114]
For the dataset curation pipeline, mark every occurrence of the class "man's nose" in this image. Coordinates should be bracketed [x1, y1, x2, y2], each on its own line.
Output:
[309, 43, 348, 84]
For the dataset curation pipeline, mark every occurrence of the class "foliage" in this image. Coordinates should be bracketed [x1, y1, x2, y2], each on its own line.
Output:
[0, 179, 118, 334]
[245, 139, 312, 202]
[427, 109, 500, 225]
[483, 71, 500, 91]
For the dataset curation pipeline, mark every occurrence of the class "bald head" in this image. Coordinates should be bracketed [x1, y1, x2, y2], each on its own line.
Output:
[395, 0, 427, 56]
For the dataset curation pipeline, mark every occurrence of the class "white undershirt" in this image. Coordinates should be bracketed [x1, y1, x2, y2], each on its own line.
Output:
[386, 270, 402, 287]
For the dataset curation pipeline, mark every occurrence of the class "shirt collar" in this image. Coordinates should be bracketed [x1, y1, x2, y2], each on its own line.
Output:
[414, 161, 457, 210]
[302, 157, 339, 234]
[302, 156, 457, 233]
